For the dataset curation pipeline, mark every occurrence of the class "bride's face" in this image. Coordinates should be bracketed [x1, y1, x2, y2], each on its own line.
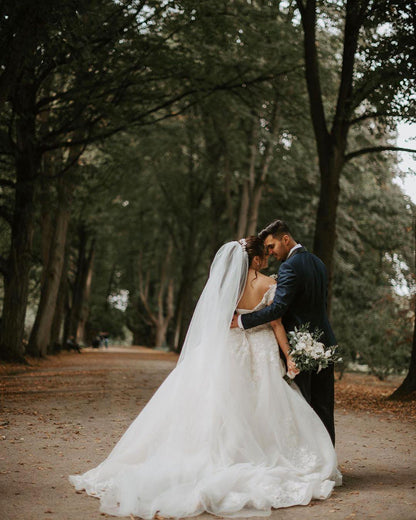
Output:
[260, 254, 269, 269]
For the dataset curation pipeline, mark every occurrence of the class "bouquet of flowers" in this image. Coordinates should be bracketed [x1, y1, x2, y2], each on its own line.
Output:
[286, 324, 341, 378]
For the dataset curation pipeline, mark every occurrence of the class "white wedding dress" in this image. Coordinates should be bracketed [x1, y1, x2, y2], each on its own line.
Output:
[70, 242, 341, 518]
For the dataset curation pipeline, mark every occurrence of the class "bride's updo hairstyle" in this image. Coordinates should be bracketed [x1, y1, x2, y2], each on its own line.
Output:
[241, 236, 265, 268]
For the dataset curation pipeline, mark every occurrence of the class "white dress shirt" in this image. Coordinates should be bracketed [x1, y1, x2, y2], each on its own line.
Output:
[286, 243, 302, 259]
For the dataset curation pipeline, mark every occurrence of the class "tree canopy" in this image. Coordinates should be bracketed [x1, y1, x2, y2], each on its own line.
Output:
[0, 0, 415, 395]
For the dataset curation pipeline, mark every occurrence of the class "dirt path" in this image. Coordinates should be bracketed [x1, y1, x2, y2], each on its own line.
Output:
[1, 348, 415, 520]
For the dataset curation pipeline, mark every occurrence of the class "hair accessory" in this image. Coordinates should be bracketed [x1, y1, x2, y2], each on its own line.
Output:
[238, 238, 247, 252]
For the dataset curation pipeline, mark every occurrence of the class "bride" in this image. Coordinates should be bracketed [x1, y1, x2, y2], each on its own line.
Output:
[70, 237, 341, 518]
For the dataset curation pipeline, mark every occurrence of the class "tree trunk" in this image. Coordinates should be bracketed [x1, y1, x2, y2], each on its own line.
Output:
[237, 121, 257, 238]
[27, 176, 71, 356]
[136, 244, 174, 349]
[64, 226, 96, 345]
[172, 277, 192, 351]
[237, 98, 280, 238]
[312, 151, 344, 311]
[76, 243, 95, 344]
[0, 77, 39, 362]
[154, 278, 174, 348]
[39, 171, 54, 288]
[155, 320, 169, 349]
[297, 0, 364, 310]
[390, 327, 416, 398]
[126, 293, 154, 347]
[390, 217, 416, 398]
[172, 230, 204, 350]
[237, 181, 251, 238]
[105, 263, 117, 311]
[132, 330, 142, 346]
[49, 244, 70, 351]
[246, 99, 280, 236]
[0, 3, 41, 111]
[172, 300, 184, 350]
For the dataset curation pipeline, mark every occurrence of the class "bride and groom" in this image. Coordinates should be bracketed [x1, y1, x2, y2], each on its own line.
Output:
[70, 219, 341, 518]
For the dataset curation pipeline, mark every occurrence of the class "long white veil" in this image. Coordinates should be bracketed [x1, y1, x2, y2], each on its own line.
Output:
[178, 241, 248, 364]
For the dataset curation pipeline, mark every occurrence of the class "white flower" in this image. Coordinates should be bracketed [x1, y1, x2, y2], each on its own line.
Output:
[288, 325, 340, 374]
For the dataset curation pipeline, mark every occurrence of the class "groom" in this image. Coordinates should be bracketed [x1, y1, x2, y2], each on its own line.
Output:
[231, 220, 336, 445]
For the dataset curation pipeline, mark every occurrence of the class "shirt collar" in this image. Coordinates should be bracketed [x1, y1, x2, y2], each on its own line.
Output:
[286, 243, 302, 260]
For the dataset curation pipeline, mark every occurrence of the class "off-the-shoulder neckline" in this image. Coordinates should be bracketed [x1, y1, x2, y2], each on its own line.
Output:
[237, 284, 276, 312]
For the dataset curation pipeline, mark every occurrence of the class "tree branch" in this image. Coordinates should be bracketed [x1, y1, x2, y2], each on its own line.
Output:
[345, 146, 416, 162]
[39, 71, 287, 152]
[331, 0, 370, 136]
[351, 69, 400, 111]
[348, 111, 400, 126]
[41, 141, 89, 180]
[296, 0, 330, 154]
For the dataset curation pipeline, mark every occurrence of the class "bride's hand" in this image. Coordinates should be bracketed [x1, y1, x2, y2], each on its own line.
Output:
[230, 313, 239, 329]
[286, 355, 299, 379]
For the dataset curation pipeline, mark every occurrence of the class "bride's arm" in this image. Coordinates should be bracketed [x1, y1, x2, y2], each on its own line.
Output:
[270, 319, 299, 377]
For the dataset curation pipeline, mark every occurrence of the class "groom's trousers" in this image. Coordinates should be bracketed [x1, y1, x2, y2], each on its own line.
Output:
[294, 364, 335, 445]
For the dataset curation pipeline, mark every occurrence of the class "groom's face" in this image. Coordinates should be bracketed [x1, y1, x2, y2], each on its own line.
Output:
[264, 234, 290, 262]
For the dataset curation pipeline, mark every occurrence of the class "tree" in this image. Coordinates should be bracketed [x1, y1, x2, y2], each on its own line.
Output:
[1, 0, 302, 359]
[327, 125, 414, 381]
[0, 0, 201, 359]
[391, 312, 416, 398]
[27, 173, 72, 356]
[295, 0, 416, 306]
[2, 0, 413, 372]
[391, 217, 416, 398]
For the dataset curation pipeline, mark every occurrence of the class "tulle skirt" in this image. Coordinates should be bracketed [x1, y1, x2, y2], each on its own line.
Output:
[70, 328, 341, 518]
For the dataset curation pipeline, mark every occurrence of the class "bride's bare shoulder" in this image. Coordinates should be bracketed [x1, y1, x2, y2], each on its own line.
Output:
[257, 272, 276, 282]
[256, 273, 277, 290]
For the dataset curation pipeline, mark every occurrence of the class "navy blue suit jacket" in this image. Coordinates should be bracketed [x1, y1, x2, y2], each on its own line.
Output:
[241, 247, 336, 347]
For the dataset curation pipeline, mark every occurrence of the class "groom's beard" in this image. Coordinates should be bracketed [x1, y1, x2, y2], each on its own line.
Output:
[275, 253, 288, 262]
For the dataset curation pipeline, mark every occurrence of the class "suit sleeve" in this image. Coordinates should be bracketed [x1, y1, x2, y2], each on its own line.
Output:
[240, 262, 298, 330]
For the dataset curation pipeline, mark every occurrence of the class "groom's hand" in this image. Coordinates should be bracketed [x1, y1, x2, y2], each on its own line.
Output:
[230, 313, 239, 328]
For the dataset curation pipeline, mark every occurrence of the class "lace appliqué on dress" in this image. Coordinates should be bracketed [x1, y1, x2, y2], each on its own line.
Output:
[231, 284, 284, 383]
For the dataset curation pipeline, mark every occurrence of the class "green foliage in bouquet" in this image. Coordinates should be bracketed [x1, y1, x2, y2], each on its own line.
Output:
[288, 324, 341, 374]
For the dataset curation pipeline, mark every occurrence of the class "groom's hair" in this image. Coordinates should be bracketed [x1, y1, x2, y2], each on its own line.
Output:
[258, 220, 291, 241]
